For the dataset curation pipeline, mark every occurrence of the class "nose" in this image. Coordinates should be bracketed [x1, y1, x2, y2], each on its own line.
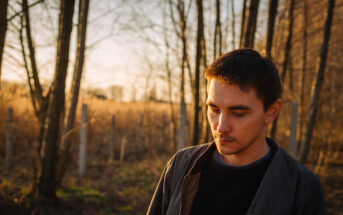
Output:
[216, 113, 232, 133]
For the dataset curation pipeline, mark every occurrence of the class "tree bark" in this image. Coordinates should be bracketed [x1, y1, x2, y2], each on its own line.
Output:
[243, 0, 260, 48]
[298, 0, 335, 164]
[270, 0, 294, 140]
[265, 0, 279, 57]
[193, 0, 205, 146]
[171, 0, 188, 150]
[298, 0, 308, 144]
[162, 9, 178, 151]
[56, 0, 90, 187]
[231, 0, 236, 49]
[38, 0, 75, 199]
[239, 0, 248, 48]
[213, 0, 222, 59]
[22, 0, 50, 156]
[0, 0, 9, 89]
[280, 0, 294, 82]
[169, 0, 194, 96]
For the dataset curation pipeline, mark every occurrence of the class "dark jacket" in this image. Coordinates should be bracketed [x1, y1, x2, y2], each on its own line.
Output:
[147, 139, 324, 215]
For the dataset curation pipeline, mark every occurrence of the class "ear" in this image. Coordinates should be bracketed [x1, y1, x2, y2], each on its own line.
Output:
[264, 99, 282, 125]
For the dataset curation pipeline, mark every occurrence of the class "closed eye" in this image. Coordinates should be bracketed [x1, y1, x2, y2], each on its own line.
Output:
[232, 111, 248, 117]
[209, 106, 220, 113]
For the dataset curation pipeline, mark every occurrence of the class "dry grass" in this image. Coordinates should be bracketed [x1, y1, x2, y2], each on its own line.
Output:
[0, 84, 342, 214]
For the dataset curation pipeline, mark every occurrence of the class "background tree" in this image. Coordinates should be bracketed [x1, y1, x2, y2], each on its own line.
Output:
[192, 0, 205, 146]
[242, 0, 260, 48]
[270, 0, 295, 140]
[298, 0, 308, 144]
[265, 0, 279, 57]
[169, 0, 189, 150]
[213, 0, 222, 59]
[20, 0, 51, 163]
[298, 0, 336, 164]
[38, 0, 76, 199]
[239, 0, 248, 48]
[56, 0, 90, 186]
[0, 0, 9, 89]
[230, 0, 236, 49]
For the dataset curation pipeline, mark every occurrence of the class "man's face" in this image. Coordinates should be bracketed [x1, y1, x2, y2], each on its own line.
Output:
[206, 78, 273, 164]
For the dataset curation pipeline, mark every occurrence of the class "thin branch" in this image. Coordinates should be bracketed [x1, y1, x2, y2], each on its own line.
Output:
[7, 0, 44, 22]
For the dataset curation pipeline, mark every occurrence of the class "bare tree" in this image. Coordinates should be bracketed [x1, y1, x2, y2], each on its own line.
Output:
[298, 0, 336, 164]
[162, 4, 178, 151]
[265, 0, 279, 57]
[213, 0, 222, 59]
[177, 0, 187, 150]
[169, 0, 194, 94]
[270, 0, 294, 140]
[239, 0, 248, 48]
[193, 0, 205, 146]
[0, 0, 9, 89]
[38, 0, 75, 199]
[20, 0, 51, 159]
[169, 0, 189, 149]
[280, 0, 294, 82]
[298, 0, 308, 144]
[56, 0, 90, 186]
[242, 0, 260, 48]
[230, 0, 236, 49]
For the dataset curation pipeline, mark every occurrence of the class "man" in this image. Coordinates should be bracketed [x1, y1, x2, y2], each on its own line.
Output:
[147, 49, 324, 215]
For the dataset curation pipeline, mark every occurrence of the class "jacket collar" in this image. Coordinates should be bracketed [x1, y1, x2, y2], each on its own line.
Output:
[187, 138, 279, 175]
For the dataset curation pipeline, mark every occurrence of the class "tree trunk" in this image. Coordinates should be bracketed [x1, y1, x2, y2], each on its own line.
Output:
[239, 0, 248, 48]
[169, 0, 194, 97]
[56, 0, 90, 187]
[22, 0, 50, 157]
[231, 0, 236, 49]
[270, 0, 294, 140]
[298, 0, 308, 144]
[200, 4, 209, 145]
[243, 0, 260, 48]
[265, 0, 279, 57]
[193, 0, 205, 146]
[298, 0, 335, 164]
[23, 0, 43, 101]
[213, 0, 222, 59]
[174, 0, 187, 150]
[38, 0, 75, 199]
[162, 13, 178, 151]
[280, 0, 294, 82]
[0, 0, 8, 89]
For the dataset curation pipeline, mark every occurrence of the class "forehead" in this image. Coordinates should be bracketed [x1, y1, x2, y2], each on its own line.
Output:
[207, 79, 262, 107]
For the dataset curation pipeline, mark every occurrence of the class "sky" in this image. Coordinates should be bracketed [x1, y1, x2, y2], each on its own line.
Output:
[2, 0, 267, 102]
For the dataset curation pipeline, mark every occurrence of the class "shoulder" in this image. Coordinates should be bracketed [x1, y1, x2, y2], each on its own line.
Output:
[268, 138, 320, 186]
[274, 147, 323, 204]
[173, 143, 210, 162]
[278, 148, 320, 184]
[164, 143, 211, 177]
[275, 149, 324, 213]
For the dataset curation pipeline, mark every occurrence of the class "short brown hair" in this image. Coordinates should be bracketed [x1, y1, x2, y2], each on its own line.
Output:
[206, 49, 281, 110]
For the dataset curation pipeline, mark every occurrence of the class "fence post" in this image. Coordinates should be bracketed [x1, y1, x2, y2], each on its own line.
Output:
[78, 104, 88, 177]
[120, 136, 127, 164]
[5, 107, 13, 172]
[109, 115, 115, 160]
[137, 114, 143, 154]
[289, 102, 298, 158]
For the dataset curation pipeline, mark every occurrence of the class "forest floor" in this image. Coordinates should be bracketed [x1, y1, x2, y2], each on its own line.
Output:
[0, 152, 169, 215]
[0, 151, 343, 215]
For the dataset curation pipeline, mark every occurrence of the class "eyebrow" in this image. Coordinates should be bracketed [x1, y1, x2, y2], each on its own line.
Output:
[206, 102, 251, 111]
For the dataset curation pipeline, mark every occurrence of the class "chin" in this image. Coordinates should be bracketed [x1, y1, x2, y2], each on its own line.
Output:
[216, 142, 241, 156]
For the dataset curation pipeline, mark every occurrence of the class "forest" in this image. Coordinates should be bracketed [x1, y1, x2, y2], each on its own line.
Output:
[0, 0, 342, 214]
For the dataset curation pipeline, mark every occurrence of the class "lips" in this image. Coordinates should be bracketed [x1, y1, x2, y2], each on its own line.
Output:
[218, 138, 234, 144]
